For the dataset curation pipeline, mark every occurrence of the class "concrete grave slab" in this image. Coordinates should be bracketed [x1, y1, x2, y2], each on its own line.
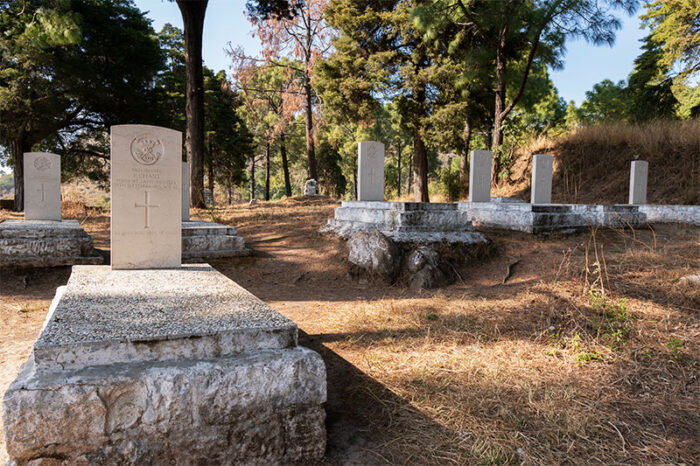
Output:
[358, 141, 385, 201]
[0, 219, 102, 268]
[24, 152, 61, 221]
[458, 202, 647, 234]
[321, 201, 488, 245]
[3, 264, 326, 464]
[111, 125, 181, 269]
[182, 220, 250, 261]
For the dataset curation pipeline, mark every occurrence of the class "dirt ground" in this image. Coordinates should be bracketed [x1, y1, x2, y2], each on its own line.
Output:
[1, 198, 698, 464]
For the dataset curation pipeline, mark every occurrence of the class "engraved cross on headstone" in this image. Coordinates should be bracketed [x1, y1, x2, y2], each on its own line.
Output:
[368, 169, 378, 186]
[134, 190, 160, 229]
[37, 183, 46, 203]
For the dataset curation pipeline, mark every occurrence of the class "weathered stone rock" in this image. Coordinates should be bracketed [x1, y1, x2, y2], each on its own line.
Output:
[348, 231, 400, 282]
[405, 246, 453, 290]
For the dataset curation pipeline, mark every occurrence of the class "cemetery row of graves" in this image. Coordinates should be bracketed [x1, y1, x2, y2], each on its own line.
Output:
[0, 122, 698, 463]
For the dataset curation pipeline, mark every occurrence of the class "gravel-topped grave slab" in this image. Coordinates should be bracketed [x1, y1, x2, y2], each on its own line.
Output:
[33, 264, 297, 370]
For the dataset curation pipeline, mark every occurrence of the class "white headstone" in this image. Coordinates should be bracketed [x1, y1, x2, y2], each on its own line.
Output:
[358, 141, 385, 201]
[469, 150, 492, 203]
[629, 160, 648, 205]
[182, 162, 190, 221]
[24, 152, 61, 221]
[111, 125, 182, 269]
[304, 179, 317, 196]
[531, 154, 553, 204]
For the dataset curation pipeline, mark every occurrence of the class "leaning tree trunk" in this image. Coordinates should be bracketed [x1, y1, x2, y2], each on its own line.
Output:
[279, 132, 292, 197]
[460, 119, 472, 198]
[11, 135, 30, 212]
[264, 143, 270, 201]
[491, 28, 507, 186]
[177, 0, 208, 208]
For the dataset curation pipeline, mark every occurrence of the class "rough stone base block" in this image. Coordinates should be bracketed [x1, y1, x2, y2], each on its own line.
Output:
[182, 220, 250, 262]
[0, 219, 102, 268]
[320, 201, 488, 245]
[2, 265, 326, 465]
[458, 202, 647, 234]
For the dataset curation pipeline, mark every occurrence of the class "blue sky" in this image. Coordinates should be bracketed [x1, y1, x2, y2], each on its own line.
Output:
[135, 1, 647, 106]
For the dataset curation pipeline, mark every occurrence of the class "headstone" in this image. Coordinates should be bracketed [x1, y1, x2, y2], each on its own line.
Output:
[304, 179, 318, 196]
[204, 188, 213, 205]
[111, 124, 181, 269]
[629, 160, 648, 205]
[24, 152, 61, 221]
[531, 154, 553, 204]
[358, 141, 385, 201]
[469, 150, 492, 203]
[182, 162, 190, 221]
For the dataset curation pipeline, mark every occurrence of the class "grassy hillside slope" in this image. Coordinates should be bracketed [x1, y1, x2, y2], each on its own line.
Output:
[495, 120, 699, 205]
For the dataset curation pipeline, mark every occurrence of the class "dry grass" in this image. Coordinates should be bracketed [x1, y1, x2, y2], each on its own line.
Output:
[207, 200, 699, 465]
[496, 120, 700, 205]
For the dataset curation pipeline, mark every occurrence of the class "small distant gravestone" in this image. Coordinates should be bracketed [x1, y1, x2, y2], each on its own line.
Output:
[304, 179, 318, 196]
[182, 162, 190, 221]
[629, 160, 648, 205]
[531, 154, 553, 204]
[111, 124, 181, 269]
[469, 150, 492, 203]
[24, 152, 61, 221]
[358, 141, 385, 201]
[204, 188, 213, 205]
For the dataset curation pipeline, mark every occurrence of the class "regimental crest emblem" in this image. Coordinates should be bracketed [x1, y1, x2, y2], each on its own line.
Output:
[130, 135, 164, 165]
[33, 156, 51, 172]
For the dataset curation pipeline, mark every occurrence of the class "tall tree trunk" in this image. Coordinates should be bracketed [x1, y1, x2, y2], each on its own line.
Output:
[11, 135, 30, 212]
[460, 119, 472, 197]
[279, 132, 292, 197]
[207, 141, 214, 199]
[177, 0, 208, 208]
[227, 184, 232, 205]
[412, 126, 429, 203]
[249, 156, 256, 201]
[397, 140, 401, 198]
[264, 143, 270, 201]
[303, 7, 317, 181]
[408, 150, 414, 197]
[491, 29, 507, 187]
[303, 76, 317, 181]
[353, 168, 357, 200]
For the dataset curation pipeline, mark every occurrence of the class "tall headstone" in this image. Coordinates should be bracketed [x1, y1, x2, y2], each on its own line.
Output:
[182, 162, 190, 221]
[531, 153, 553, 204]
[629, 160, 648, 205]
[111, 125, 181, 269]
[24, 152, 61, 221]
[469, 150, 492, 203]
[358, 141, 385, 201]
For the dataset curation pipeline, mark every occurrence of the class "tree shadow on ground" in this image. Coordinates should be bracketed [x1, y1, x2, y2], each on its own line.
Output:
[298, 330, 463, 465]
